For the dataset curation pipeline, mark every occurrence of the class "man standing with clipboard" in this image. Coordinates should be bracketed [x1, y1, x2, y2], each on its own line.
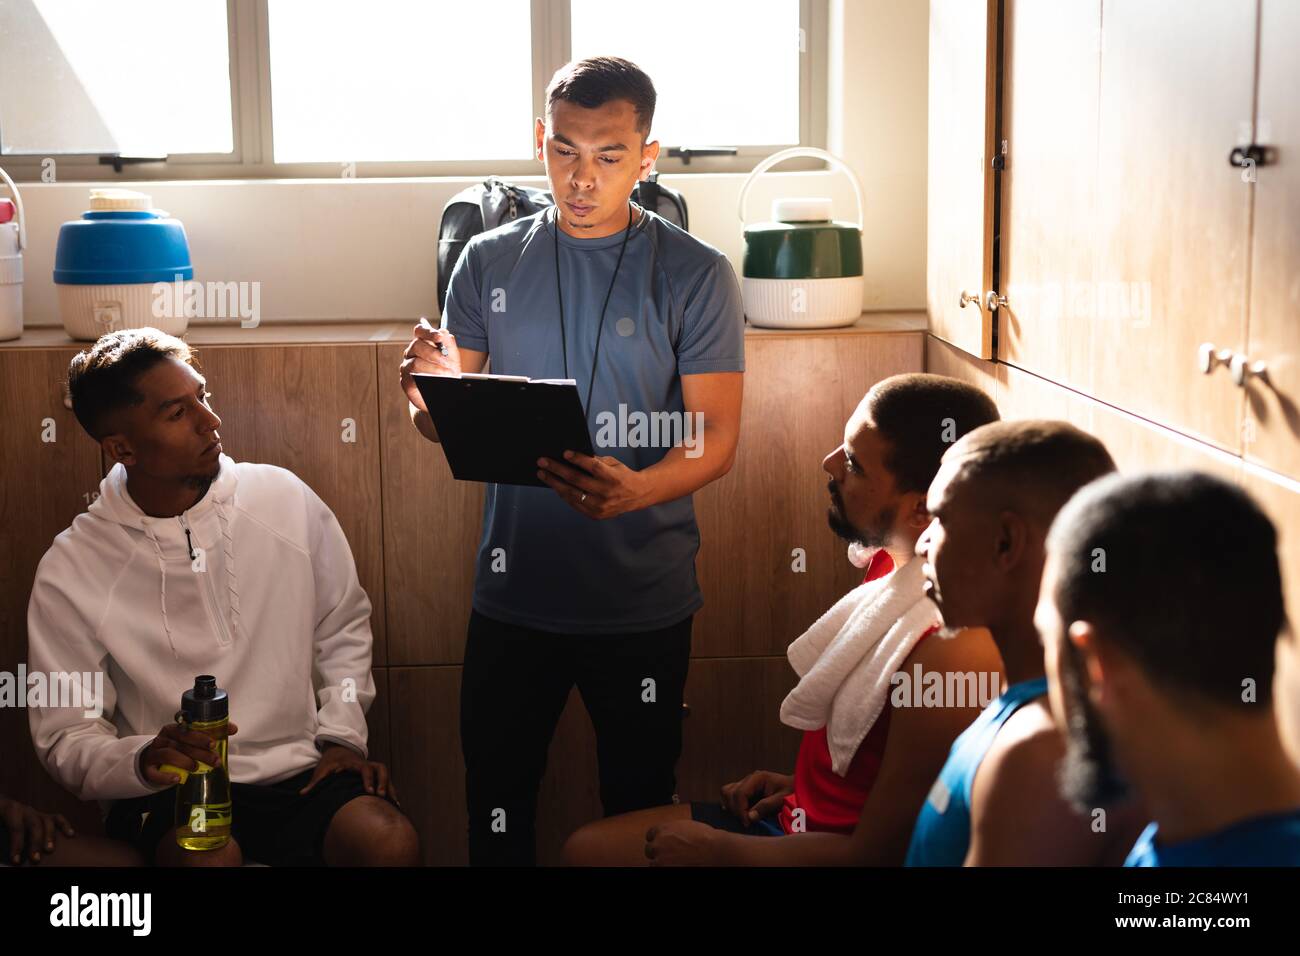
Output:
[399, 57, 745, 865]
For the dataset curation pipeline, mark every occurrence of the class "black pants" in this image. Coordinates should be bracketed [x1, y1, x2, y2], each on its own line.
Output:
[461, 608, 693, 866]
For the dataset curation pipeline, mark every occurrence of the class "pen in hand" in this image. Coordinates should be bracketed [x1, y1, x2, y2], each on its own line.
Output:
[420, 315, 449, 357]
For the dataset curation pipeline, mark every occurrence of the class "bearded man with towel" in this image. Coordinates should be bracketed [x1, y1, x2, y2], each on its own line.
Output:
[562, 374, 1005, 865]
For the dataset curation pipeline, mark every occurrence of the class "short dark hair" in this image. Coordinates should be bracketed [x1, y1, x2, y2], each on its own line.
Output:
[1048, 470, 1286, 708]
[546, 56, 656, 141]
[947, 420, 1117, 525]
[865, 373, 1001, 494]
[67, 327, 195, 440]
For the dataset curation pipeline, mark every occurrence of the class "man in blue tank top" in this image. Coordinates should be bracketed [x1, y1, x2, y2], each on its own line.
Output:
[907, 420, 1146, 865]
[1038, 471, 1300, 866]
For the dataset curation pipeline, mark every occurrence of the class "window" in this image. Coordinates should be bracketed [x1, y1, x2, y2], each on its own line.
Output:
[0, 0, 233, 156]
[0, 0, 825, 180]
[267, 0, 534, 163]
[571, 0, 801, 148]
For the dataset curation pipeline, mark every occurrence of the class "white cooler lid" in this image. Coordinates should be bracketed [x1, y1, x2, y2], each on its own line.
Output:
[773, 197, 834, 222]
[89, 188, 153, 212]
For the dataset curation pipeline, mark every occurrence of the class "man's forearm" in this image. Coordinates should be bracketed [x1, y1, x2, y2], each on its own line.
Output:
[409, 402, 440, 443]
[637, 424, 736, 508]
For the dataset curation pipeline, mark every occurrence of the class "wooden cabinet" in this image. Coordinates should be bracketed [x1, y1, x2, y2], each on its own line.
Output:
[1092, 0, 1256, 453]
[377, 343, 484, 667]
[999, 0, 1101, 391]
[963, 0, 1300, 472]
[927, 0, 997, 359]
[1243, 0, 1300, 481]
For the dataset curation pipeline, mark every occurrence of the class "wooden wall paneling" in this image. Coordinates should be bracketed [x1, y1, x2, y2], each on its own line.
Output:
[387, 666, 465, 865]
[534, 657, 803, 866]
[387, 666, 603, 867]
[1243, 0, 1300, 481]
[388, 656, 803, 866]
[0, 348, 108, 828]
[675, 657, 803, 807]
[997, 363, 1244, 483]
[994, 362, 1090, 427]
[693, 332, 923, 658]
[542, 658, 805, 864]
[534, 690, 602, 866]
[999, 0, 1101, 388]
[927, 0, 997, 359]
[377, 343, 483, 667]
[1092, 0, 1256, 451]
[367, 667, 391, 769]
[925, 334, 998, 399]
[193, 344, 387, 663]
[1085, 399, 1244, 484]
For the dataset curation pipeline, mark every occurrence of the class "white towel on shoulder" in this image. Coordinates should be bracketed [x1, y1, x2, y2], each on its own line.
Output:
[779, 557, 941, 776]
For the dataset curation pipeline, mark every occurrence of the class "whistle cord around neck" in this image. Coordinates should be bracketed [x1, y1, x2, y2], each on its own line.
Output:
[553, 201, 637, 419]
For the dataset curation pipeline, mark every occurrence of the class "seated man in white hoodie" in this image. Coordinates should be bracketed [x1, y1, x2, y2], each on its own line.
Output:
[27, 328, 419, 867]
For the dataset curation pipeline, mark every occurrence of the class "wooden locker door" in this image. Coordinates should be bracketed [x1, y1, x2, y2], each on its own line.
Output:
[927, 0, 997, 360]
[998, 0, 1101, 388]
[0, 348, 106, 828]
[1092, 0, 1256, 452]
[1243, 0, 1300, 481]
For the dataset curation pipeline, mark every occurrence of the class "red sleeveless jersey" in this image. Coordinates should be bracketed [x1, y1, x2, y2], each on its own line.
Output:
[777, 550, 935, 834]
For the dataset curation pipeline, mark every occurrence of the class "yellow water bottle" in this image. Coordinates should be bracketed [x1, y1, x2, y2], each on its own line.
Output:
[170, 675, 232, 850]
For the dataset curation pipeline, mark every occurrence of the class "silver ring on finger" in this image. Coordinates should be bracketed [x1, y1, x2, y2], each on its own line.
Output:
[580, 493, 587, 503]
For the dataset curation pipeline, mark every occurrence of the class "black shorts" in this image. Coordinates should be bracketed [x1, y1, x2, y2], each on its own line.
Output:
[689, 801, 785, 837]
[104, 767, 398, 866]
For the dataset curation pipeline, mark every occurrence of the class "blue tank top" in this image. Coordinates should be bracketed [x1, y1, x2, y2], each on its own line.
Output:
[905, 676, 1049, 866]
[1125, 809, 1300, 866]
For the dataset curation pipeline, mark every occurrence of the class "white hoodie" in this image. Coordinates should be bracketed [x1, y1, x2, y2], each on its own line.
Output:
[26, 454, 375, 803]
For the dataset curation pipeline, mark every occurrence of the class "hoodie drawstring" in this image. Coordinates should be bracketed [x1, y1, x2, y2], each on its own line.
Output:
[214, 499, 243, 644]
[142, 522, 180, 660]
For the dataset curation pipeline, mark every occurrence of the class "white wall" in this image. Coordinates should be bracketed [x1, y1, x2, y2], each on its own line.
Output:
[4, 1, 927, 328]
[828, 0, 930, 312]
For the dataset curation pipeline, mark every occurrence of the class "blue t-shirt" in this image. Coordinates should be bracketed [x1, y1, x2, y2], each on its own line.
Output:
[443, 205, 746, 634]
[905, 677, 1049, 866]
[1125, 809, 1300, 866]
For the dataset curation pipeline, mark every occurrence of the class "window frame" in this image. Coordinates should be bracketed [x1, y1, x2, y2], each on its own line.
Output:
[0, 0, 827, 182]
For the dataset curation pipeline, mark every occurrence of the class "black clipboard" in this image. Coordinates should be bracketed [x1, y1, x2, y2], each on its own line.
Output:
[413, 372, 595, 487]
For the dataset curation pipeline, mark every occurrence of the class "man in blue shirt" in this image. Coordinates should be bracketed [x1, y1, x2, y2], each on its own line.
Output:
[907, 420, 1145, 865]
[399, 56, 745, 864]
[1037, 471, 1300, 866]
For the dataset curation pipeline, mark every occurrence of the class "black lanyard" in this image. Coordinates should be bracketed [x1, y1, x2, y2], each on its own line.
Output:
[552, 201, 638, 418]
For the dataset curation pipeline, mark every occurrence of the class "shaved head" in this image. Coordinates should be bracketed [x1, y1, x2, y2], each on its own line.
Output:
[917, 419, 1117, 640]
[941, 420, 1118, 530]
